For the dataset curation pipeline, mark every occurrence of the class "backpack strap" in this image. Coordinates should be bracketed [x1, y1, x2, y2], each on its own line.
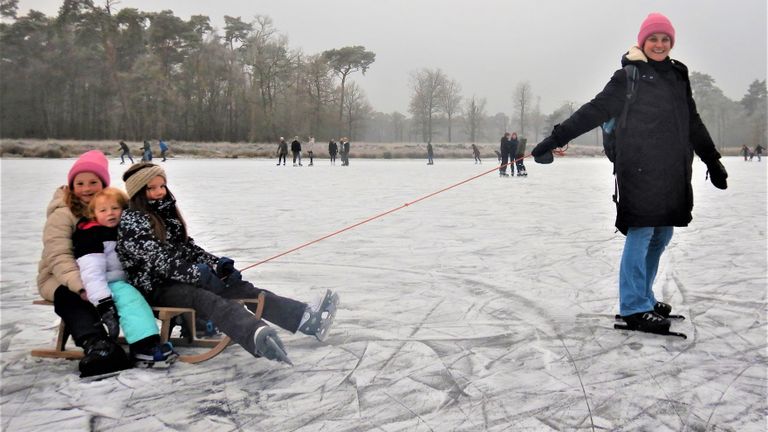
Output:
[617, 64, 639, 129]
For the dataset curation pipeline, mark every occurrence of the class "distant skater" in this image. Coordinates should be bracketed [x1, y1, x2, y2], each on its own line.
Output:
[159, 139, 169, 162]
[119, 141, 133, 165]
[291, 136, 303, 166]
[472, 143, 481, 164]
[277, 137, 288, 166]
[341, 138, 351, 166]
[754, 144, 763, 161]
[141, 141, 152, 162]
[329, 139, 338, 165]
[307, 136, 315, 166]
[515, 137, 528, 176]
[499, 133, 511, 176]
[426, 142, 434, 165]
[741, 145, 750, 161]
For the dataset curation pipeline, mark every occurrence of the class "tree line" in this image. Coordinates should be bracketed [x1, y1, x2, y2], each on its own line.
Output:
[1, 0, 765, 149]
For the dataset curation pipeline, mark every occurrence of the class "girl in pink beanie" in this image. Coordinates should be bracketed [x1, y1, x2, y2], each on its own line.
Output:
[38, 150, 132, 377]
[67, 150, 110, 189]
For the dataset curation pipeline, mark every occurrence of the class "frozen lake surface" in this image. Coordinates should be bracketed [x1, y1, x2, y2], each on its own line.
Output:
[1, 156, 766, 431]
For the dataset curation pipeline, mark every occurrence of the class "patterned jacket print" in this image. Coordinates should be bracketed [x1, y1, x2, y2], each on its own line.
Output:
[116, 198, 219, 296]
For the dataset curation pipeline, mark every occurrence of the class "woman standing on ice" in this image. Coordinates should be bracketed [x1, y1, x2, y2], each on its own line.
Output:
[37, 150, 132, 377]
[116, 163, 339, 365]
[531, 13, 728, 334]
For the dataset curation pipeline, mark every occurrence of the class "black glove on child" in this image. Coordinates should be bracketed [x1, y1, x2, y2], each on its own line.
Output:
[216, 257, 242, 285]
[96, 298, 120, 340]
[531, 136, 560, 164]
[196, 264, 226, 294]
[705, 159, 728, 190]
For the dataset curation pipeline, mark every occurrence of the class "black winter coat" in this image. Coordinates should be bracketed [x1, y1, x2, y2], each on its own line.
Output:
[117, 199, 218, 296]
[549, 47, 720, 234]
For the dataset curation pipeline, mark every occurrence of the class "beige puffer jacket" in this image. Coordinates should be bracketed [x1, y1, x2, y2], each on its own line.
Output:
[37, 187, 84, 300]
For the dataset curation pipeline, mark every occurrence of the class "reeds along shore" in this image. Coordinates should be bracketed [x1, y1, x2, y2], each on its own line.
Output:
[0, 139, 745, 159]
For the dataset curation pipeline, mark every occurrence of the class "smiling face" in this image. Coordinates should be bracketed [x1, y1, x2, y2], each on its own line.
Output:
[71, 172, 103, 204]
[145, 175, 167, 201]
[642, 33, 672, 62]
[92, 195, 123, 228]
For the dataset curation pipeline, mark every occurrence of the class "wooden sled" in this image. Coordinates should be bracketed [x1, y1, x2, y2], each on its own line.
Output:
[30, 294, 264, 364]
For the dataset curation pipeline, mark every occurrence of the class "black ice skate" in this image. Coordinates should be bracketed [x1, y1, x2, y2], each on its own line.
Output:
[299, 289, 340, 341]
[79, 337, 131, 378]
[614, 311, 687, 339]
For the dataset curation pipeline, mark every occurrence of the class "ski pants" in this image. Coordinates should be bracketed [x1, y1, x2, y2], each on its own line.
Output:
[53, 285, 106, 346]
[292, 151, 302, 165]
[619, 226, 673, 316]
[277, 153, 286, 165]
[148, 280, 306, 356]
[110, 280, 159, 344]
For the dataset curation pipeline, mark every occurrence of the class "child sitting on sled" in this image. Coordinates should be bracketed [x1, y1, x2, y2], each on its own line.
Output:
[116, 162, 339, 365]
[73, 187, 178, 368]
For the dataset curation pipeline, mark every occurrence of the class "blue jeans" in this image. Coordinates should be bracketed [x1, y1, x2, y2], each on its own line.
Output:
[619, 226, 673, 315]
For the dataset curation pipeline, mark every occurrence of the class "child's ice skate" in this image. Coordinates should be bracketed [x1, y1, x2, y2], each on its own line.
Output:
[298, 289, 340, 341]
[132, 342, 179, 368]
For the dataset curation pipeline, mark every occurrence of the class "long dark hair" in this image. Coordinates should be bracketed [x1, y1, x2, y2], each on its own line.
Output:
[122, 163, 188, 242]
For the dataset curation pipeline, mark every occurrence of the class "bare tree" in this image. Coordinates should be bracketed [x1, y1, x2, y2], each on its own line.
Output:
[242, 16, 292, 140]
[342, 81, 371, 139]
[513, 81, 532, 137]
[530, 96, 543, 141]
[409, 68, 446, 143]
[438, 78, 462, 142]
[463, 95, 487, 143]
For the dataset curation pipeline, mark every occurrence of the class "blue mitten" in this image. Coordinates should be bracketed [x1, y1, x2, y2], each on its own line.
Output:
[196, 264, 226, 294]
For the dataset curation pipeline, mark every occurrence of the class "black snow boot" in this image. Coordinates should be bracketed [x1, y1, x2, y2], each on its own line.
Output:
[620, 311, 671, 334]
[78, 336, 131, 378]
[653, 301, 672, 318]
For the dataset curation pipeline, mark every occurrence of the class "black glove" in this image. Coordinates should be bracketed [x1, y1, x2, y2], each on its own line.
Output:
[96, 298, 120, 340]
[196, 264, 226, 294]
[705, 159, 728, 190]
[216, 257, 242, 285]
[531, 136, 559, 164]
[253, 324, 292, 365]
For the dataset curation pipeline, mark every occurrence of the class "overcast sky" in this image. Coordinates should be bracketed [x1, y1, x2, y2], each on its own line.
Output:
[15, 0, 768, 115]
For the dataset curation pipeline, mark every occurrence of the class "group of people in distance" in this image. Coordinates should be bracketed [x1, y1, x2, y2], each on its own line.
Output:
[276, 136, 351, 166]
[740, 144, 764, 161]
[37, 12, 729, 379]
[39, 151, 339, 377]
[118, 140, 170, 165]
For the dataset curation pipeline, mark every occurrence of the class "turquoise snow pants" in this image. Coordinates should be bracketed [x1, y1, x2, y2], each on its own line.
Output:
[109, 280, 159, 344]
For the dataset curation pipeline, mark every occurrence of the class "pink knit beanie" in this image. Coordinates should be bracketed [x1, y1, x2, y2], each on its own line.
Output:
[67, 150, 110, 187]
[637, 13, 675, 48]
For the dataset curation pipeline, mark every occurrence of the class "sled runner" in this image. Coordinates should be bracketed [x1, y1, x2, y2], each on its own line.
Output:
[31, 294, 264, 364]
